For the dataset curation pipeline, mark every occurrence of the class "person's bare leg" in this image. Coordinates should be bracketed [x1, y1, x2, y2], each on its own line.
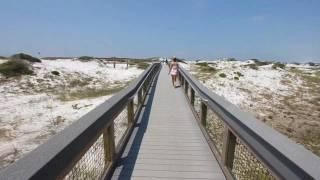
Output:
[171, 75, 175, 87]
[173, 75, 177, 87]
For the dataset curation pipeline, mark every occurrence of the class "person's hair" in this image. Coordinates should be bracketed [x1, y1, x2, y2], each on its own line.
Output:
[173, 57, 177, 62]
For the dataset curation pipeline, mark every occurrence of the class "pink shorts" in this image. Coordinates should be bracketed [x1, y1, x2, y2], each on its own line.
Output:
[170, 69, 178, 75]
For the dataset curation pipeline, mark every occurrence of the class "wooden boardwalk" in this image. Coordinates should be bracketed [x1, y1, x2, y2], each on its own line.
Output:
[111, 65, 225, 180]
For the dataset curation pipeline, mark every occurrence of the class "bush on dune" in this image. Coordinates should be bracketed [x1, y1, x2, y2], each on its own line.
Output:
[308, 62, 315, 66]
[195, 62, 217, 73]
[272, 62, 286, 69]
[11, 53, 41, 63]
[195, 62, 208, 67]
[253, 59, 272, 66]
[136, 62, 149, 69]
[51, 71, 60, 76]
[226, 58, 237, 61]
[0, 60, 33, 77]
[78, 56, 95, 62]
[219, 73, 226, 78]
[245, 63, 259, 70]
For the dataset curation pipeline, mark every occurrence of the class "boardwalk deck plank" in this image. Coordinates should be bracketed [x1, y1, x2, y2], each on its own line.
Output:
[111, 65, 225, 180]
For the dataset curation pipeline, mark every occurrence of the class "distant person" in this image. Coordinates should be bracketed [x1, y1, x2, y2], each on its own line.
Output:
[165, 58, 168, 66]
[169, 57, 179, 88]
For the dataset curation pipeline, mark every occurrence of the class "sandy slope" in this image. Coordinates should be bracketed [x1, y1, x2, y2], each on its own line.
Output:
[185, 60, 320, 156]
[0, 59, 144, 170]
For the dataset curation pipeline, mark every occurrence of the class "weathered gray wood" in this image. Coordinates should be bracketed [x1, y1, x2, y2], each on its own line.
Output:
[103, 123, 116, 164]
[111, 66, 225, 179]
[184, 80, 188, 95]
[138, 89, 143, 105]
[190, 88, 195, 105]
[222, 127, 236, 170]
[201, 101, 208, 127]
[127, 100, 134, 125]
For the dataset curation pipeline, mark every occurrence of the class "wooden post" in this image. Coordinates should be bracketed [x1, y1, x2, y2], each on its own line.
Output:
[200, 102, 207, 127]
[143, 82, 147, 96]
[180, 76, 184, 86]
[222, 127, 237, 170]
[184, 81, 188, 95]
[190, 88, 195, 106]
[127, 100, 134, 125]
[138, 89, 143, 105]
[103, 123, 116, 165]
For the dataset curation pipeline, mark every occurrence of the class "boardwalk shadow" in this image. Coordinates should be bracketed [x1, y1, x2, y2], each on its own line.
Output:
[108, 67, 161, 180]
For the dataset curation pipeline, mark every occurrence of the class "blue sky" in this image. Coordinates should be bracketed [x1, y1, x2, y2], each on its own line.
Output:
[0, 0, 319, 62]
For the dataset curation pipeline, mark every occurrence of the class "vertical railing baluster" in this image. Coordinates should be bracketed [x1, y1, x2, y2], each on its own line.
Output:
[180, 75, 184, 86]
[142, 81, 147, 96]
[127, 100, 134, 126]
[190, 88, 195, 106]
[138, 89, 143, 105]
[184, 81, 188, 95]
[103, 123, 116, 166]
[200, 101, 207, 127]
[222, 127, 236, 170]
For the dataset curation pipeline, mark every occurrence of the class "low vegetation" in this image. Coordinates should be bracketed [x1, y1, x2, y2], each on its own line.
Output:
[127, 59, 151, 69]
[253, 59, 272, 66]
[245, 63, 259, 70]
[272, 62, 286, 69]
[219, 73, 226, 78]
[11, 53, 41, 63]
[195, 62, 217, 73]
[78, 56, 95, 62]
[226, 58, 237, 61]
[195, 62, 209, 66]
[0, 60, 33, 77]
[51, 71, 60, 76]
[136, 62, 149, 69]
[235, 72, 244, 77]
[58, 85, 124, 101]
[308, 62, 315, 66]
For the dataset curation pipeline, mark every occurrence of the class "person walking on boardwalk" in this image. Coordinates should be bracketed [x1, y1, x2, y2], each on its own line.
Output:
[169, 57, 179, 88]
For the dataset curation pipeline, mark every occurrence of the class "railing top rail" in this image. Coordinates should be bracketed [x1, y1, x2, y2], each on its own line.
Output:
[179, 66, 320, 180]
[0, 63, 160, 180]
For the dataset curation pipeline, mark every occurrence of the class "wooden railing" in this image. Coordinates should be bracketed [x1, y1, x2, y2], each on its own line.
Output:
[178, 67, 320, 180]
[0, 63, 161, 180]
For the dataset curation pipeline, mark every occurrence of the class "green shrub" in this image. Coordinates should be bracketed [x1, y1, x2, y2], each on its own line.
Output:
[272, 62, 286, 69]
[202, 66, 216, 73]
[235, 72, 243, 77]
[226, 58, 237, 61]
[308, 62, 315, 66]
[78, 56, 94, 61]
[246, 63, 258, 70]
[234, 77, 239, 80]
[11, 53, 41, 63]
[51, 71, 60, 76]
[136, 62, 149, 69]
[253, 59, 272, 66]
[219, 73, 226, 78]
[0, 60, 33, 77]
[195, 62, 208, 66]
[70, 79, 90, 87]
[195, 62, 216, 73]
